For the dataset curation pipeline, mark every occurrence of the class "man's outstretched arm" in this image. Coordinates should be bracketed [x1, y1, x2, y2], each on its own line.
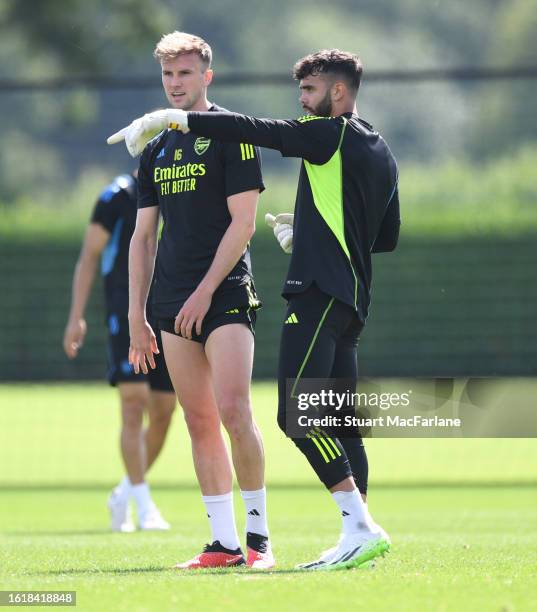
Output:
[108, 109, 339, 164]
[190, 111, 340, 164]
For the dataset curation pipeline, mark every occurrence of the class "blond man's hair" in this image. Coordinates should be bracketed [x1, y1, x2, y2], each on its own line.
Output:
[154, 31, 212, 68]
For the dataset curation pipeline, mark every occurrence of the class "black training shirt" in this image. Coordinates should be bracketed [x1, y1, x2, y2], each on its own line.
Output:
[187, 111, 400, 325]
[138, 105, 265, 319]
[91, 173, 138, 317]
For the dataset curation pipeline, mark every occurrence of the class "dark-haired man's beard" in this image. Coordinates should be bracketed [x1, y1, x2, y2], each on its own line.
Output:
[313, 90, 332, 117]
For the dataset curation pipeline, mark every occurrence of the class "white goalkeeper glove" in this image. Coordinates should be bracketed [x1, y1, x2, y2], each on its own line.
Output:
[107, 109, 190, 157]
[265, 213, 294, 254]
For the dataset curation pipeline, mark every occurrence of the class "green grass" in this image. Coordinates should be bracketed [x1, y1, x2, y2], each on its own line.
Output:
[1, 487, 536, 611]
[1, 383, 537, 611]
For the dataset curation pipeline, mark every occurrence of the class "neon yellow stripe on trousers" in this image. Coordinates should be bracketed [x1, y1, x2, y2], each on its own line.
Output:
[325, 436, 342, 457]
[317, 435, 336, 460]
[306, 433, 330, 463]
[313, 427, 342, 457]
[290, 298, 335, 398]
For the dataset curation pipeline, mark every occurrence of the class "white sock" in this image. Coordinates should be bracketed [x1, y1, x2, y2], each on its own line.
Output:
[241, 487, 269, 537]
[202, 492, 241, 551]
[131, 482, 153, 518]
[332, 489, 376, 535]
[116, 476, 131, 502]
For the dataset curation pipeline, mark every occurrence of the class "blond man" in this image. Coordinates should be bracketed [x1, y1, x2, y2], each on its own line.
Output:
[127, 32, 274, 569]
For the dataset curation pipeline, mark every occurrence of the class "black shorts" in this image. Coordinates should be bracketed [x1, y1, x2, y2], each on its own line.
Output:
[106, 313, 174, 392]
[158, 285, 259, 345]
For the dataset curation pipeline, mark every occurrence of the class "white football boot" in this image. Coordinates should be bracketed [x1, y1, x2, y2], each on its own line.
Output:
[108, 489, 136, 533]
[297, 524, 390, 571]
[138, 504, 170, 531]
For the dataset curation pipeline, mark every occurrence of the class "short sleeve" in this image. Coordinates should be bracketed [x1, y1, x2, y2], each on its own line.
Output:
[90, 186, 122, 234]
[222, 142, 265, 198]
[277, 116, 342, 164]
[137, 146, 159, 209]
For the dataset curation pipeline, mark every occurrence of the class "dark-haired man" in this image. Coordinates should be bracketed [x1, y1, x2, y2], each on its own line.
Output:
[109, 48, 400, 570]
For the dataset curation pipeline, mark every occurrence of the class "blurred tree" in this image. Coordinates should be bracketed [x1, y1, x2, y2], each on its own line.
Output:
[2, 0, 176, 74]
[0, 0, 535, 203]
[469, 0, 537, 157]
[1, 0, 510, 76]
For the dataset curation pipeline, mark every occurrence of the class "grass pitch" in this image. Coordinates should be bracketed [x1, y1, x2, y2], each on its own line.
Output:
[1, 383, 537, 611]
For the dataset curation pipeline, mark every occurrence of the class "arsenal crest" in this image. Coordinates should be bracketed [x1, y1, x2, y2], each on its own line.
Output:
[194, 137, 211, 155]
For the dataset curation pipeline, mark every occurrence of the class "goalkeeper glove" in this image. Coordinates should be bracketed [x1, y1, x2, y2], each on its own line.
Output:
[265, 213, 294, 254]
[107, 109, 190, 157]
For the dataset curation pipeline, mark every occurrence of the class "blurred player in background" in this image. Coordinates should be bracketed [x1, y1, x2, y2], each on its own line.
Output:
[127, 32, 274, 569]
[108, 48, 399, 569]
[63, 171, 175, 532]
